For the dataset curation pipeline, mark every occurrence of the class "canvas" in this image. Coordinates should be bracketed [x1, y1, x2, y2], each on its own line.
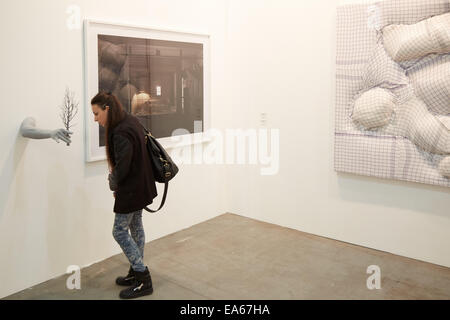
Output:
[335, 0, 450, 187]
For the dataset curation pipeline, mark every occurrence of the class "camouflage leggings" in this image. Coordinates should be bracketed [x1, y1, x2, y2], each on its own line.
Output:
[112, 209, 146, 272]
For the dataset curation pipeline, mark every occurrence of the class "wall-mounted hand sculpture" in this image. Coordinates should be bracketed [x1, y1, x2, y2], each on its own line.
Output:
[20, 117, 73, 145]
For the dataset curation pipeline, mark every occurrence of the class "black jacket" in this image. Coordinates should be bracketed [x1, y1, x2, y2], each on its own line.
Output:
[107, 113, 158, 214]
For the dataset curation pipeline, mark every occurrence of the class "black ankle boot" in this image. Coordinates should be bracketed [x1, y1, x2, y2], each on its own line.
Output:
[119, 267, 153, 299]
[115, 266, 135, 286]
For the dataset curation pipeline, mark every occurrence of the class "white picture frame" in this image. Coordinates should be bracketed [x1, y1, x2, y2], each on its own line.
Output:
[83, 19, 211, 162]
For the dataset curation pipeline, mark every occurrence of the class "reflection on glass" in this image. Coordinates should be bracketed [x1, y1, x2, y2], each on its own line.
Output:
[97, 34, 204, 147]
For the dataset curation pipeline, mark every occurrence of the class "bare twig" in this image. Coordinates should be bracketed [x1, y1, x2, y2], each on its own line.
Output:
[59, 87, 79, 146]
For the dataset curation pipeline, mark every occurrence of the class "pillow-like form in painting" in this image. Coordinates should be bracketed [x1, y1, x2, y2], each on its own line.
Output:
[407, 54, 450, 115]
[378, 0, 448, 28]
[382, 12, 450, 62]
[352, 88, 395, 130]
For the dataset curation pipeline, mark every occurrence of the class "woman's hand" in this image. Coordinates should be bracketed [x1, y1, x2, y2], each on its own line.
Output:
[108, 173, 118, 191]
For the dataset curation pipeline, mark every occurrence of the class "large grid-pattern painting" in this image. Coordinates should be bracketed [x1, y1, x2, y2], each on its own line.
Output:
[335, 0, 450, 187]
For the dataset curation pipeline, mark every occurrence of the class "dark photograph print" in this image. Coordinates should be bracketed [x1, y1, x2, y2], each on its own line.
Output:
[97, 34, 204, 147]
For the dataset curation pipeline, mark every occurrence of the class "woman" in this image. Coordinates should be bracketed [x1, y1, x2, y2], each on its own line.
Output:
[91, 91, 158, 299]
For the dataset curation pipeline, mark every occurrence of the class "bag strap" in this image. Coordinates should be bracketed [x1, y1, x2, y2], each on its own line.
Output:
[143, 180, 168, 213]
[139, 123, 168, 213]
[140, 123, 150, 135]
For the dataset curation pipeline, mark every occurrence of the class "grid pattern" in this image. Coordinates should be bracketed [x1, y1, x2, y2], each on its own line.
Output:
[335, 0, 450, 187]
[407, 53, 450, 115]
[362, 40, 409, 91]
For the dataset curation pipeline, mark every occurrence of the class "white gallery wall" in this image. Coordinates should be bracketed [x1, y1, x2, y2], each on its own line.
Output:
[225, 0, 450, 270]
[0, 0, 449, 299]
[0, 0, 229, 299]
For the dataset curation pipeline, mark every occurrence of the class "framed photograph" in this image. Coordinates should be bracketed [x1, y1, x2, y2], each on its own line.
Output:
[83, 19, 211, 162]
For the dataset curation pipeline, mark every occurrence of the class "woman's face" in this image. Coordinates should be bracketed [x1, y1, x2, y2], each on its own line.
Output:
[91, 104, 109, 127]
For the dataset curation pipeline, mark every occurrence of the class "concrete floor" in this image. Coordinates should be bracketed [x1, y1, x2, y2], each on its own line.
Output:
[3, 213, 450, 300]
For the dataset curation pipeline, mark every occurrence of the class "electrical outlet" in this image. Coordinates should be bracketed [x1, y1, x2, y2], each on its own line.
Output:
[260, 112, 268, 127]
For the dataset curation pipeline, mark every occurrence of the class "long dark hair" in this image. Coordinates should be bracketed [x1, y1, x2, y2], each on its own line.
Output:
[91, 91, 126, 169]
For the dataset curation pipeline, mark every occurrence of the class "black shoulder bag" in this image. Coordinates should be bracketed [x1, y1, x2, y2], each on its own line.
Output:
[142, 126, 179, 213]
